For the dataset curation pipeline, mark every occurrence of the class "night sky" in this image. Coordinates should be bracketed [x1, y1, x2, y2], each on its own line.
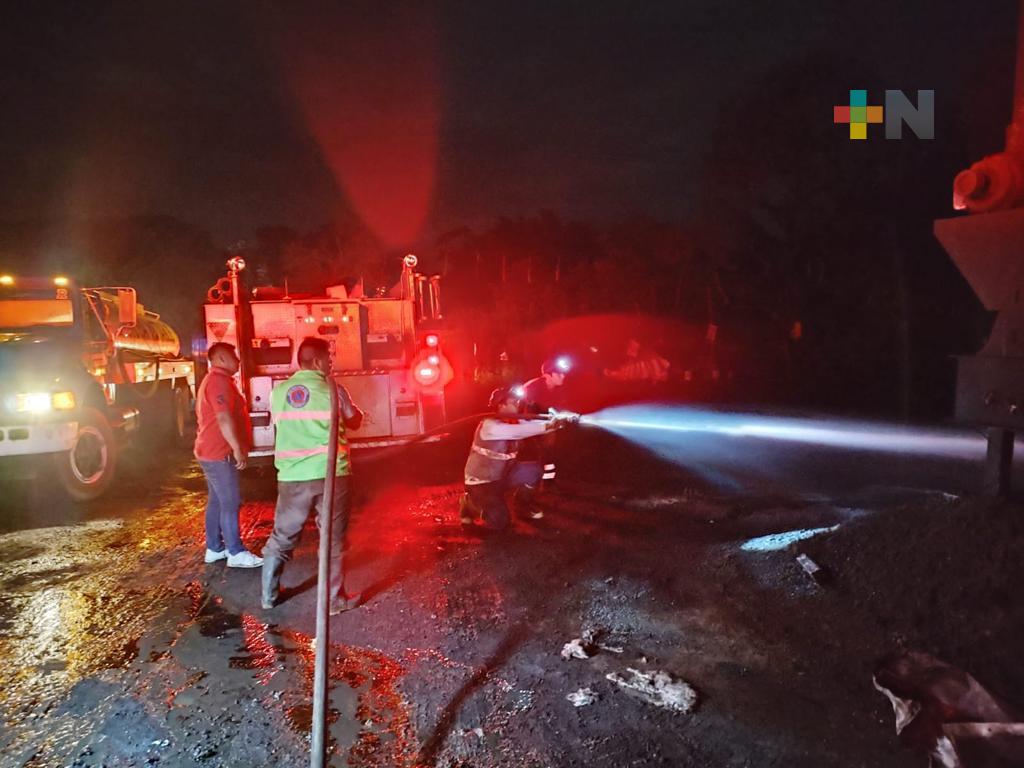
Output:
[0, 1, 1018, 248]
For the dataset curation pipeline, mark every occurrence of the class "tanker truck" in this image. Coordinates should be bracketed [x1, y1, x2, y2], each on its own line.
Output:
[0, 274, 195, 500]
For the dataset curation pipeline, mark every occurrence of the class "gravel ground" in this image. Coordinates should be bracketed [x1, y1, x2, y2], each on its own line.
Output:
[0, 421, 1019, 767]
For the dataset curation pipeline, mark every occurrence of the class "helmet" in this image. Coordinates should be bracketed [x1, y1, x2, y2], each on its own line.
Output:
[488, 385, 525, 411]
[541, 356, 572, 375]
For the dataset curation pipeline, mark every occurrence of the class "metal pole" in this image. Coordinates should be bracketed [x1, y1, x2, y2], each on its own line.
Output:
[310, 380, 340, 768]
[229, 260, 251, 405]
[983, 427, 1014, 498]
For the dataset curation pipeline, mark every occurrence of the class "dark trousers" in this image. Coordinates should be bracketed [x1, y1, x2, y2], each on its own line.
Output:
[264, 476, 349, 597]
[466, 460, 543, 529]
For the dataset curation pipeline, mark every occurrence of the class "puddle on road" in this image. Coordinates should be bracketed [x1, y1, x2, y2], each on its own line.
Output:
[284, 702, 341, 733]
[152, 583, 419, 767]
[184, 580, 244, 637]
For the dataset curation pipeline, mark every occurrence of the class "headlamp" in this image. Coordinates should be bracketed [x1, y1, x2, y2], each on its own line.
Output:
[14, 390, 76, 413]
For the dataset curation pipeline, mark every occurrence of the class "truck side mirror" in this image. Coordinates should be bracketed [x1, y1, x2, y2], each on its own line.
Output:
[117, 288, 137, 326]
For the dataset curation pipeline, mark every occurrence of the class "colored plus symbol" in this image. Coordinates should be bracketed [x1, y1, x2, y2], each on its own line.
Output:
[833, 90, 884, 140]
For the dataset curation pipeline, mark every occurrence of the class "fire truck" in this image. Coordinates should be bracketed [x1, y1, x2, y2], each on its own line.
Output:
[201, 255, 450, 461]
[0, 274, 195, 500]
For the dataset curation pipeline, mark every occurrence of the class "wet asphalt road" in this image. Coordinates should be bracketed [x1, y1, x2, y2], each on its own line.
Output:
[0, 409, 1011, 767]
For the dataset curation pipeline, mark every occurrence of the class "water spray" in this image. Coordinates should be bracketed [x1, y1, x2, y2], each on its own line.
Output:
[579, 405, 988, 460]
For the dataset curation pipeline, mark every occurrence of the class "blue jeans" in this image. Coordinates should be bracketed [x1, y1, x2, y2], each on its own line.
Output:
[198, 458, 244, 555]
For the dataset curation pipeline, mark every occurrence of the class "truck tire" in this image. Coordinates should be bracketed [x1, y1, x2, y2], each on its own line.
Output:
[173, 383, 194, 446]
[56, 407, 118, 502]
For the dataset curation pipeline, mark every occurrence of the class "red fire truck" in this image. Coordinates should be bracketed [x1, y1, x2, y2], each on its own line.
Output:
[0, 274, 195, 500]
[201, 255, 450, 461]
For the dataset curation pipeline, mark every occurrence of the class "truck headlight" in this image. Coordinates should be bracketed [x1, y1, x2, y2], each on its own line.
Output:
[51, 391, 76, 410]
[15, 391, 76, 413]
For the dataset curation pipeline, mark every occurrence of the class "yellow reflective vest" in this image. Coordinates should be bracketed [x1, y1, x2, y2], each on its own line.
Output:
[271, 369, 350, 481]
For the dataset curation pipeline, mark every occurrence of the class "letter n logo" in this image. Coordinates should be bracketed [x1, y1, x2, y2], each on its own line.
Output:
[884, 90, 934, 140]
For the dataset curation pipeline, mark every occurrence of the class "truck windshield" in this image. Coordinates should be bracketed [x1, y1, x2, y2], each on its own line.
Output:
[0, 298, 74, 329]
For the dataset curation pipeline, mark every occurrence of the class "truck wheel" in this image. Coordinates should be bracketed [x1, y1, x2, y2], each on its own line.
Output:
[56, 407, 118, 502]
[173, 384, 194, 446]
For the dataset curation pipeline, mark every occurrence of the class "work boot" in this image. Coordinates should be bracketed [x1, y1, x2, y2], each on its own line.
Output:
[261, 555, 284, 610]
[513, 486, 544, 520]
[458, 492, 478, 525]
[329, 591, 361, 615]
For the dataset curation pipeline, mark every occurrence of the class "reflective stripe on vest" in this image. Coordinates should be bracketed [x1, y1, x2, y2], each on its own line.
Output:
[271, 370, 350, 481]
[463, 421, 518, 484]
[274, 410, 333, 422]
[472, 444, 518, 461]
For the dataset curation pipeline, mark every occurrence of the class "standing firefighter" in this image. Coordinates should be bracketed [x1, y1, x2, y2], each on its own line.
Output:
[459, 386, 576, 530]
[261, 338, 364, 614]
[520, 356, 572, 506]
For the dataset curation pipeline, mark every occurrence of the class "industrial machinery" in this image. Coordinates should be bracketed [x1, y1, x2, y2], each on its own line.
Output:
[201, 254, 450, 461]
[934, 1, 1024, 494]
[0, 275, 195, 500]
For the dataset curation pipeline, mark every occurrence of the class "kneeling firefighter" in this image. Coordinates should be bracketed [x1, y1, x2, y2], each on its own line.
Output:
[459, 385, 578, 530]
[261, 338, 364, 614]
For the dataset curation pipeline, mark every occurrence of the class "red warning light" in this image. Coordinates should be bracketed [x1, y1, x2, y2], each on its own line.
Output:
[424, 333, 439, 348]
[414, 365, 440, 386]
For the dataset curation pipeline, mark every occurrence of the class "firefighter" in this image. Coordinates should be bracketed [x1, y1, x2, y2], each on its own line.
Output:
[519, 356, 572, 509]
[459, 385, 576, 530]
[261, 338, 364, 614]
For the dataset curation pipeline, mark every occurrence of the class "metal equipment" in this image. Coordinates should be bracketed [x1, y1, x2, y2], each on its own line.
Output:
[934, 0, 1024, 494]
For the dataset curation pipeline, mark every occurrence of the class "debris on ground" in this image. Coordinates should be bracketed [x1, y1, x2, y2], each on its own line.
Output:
[873, 651, 1024, 767]
[795, 553, 829, 585]
[561, 638, 596, 660]
[566, 688, 599, 707]
[798, 498, 1024, 706]
[605, 668, 697, 714]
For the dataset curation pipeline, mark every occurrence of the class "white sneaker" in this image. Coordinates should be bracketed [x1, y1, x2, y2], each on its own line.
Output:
[205, 548, 228, 563]
[227, 550, 263, 568]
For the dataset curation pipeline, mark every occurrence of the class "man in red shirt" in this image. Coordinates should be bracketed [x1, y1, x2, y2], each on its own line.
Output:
[194, 343, 262, 568]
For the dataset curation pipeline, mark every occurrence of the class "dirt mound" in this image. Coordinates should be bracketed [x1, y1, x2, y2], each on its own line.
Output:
[802, 497, 1024, 708]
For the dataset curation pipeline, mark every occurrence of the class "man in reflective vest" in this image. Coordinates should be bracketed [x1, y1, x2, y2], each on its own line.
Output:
[459, 385, 576, 530]
[261, 338, 364, 614]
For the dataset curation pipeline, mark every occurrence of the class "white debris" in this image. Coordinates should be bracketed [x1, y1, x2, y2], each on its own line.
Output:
[605, 668, 697, 713]
[567, 687, 599, 707]
[598, 644, 624, 654]
[561, 638, 595, 660]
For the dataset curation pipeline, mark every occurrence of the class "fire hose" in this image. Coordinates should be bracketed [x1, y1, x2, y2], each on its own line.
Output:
[354, 409, 580, 464]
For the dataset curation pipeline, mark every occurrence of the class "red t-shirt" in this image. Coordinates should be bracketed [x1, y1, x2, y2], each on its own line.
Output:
[193, 367, 250, 461]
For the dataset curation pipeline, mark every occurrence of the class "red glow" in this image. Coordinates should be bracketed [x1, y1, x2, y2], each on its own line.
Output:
[424, 333, 439, 347]
[276, 7, 440, 247]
